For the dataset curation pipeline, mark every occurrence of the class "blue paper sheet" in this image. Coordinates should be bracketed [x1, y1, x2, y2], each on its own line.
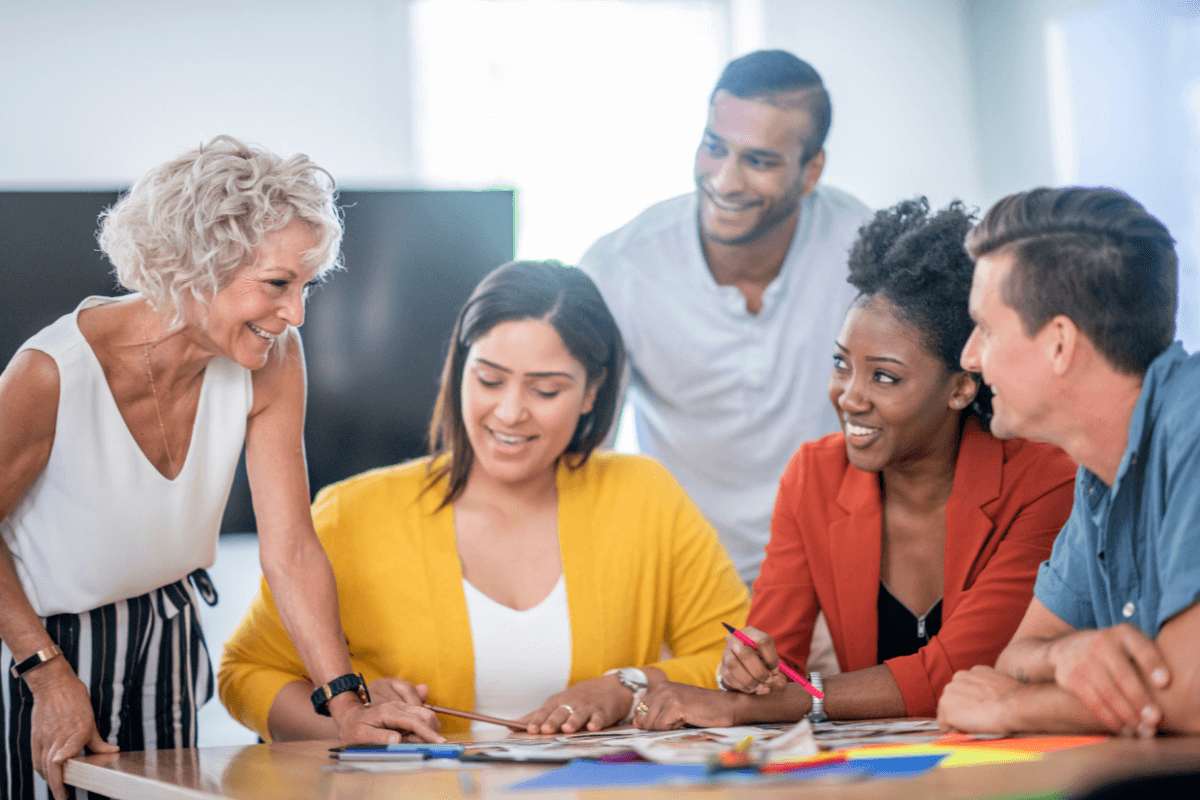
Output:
[504, 754, 947, 790]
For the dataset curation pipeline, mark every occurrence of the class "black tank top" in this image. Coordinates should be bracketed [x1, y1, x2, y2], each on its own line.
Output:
[877, 582, 942, 663]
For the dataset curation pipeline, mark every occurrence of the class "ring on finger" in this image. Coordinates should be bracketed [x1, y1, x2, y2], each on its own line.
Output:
[636, 701, 650, 716]
[559, 704, 574, 715]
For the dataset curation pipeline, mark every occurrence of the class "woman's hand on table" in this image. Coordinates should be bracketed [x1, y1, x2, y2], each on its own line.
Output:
[24, 659, 119, 800]
[332, 678, 444, 744]
[719, 625, 789, 694]
[633, 682, 739, 730]
[521, 675, 631, 734]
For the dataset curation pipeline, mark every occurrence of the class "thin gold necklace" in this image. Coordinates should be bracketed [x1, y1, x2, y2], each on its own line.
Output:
[141, 305, 177, 477]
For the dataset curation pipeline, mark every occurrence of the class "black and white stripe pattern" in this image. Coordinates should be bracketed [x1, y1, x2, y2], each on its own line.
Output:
[2, 575, 213, 800]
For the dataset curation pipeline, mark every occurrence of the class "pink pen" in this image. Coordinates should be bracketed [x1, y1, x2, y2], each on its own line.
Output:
[722, 622, 825, 700]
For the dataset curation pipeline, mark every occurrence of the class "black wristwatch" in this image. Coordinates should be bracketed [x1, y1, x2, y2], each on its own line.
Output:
[311, 673, 371, 717]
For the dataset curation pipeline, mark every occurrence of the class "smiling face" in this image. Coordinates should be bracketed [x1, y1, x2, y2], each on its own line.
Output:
[461, 319, 599, 491]
[960, 250, 1053, 441]
[828, 296, 977, 474]
[694, 90, 822, 247]
[194, 218, 319, 370]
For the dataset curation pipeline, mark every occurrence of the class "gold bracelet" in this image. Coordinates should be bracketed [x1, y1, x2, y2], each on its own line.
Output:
[10, 644, 64, 680]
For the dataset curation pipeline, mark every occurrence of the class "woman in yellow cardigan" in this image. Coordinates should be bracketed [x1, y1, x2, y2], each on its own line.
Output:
[218, 260, 750, 741]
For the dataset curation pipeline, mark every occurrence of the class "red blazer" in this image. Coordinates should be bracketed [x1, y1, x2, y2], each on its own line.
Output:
[748, 417, 1077, 717]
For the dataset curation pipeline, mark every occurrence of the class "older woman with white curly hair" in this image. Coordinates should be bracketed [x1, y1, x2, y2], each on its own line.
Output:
[0, 136, 440, 800]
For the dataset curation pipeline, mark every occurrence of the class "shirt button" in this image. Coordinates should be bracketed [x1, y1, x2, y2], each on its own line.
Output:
[1122, 602, 1136, 619]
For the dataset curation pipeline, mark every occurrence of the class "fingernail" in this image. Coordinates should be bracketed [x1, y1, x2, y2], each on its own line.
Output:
[1141, 705, 1161, 725]
[1152, 668, 1169, 687]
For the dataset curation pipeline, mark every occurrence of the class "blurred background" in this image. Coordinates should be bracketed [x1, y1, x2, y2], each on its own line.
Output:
[1, 0, 1196, 745]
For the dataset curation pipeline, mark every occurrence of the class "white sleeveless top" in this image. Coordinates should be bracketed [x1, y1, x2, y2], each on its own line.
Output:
[462, 575, 572, 731]
[0, 296, 252, 616]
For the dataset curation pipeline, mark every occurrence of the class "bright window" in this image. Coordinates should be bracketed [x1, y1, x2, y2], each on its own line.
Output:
[411, 0, 729, 264]
[1044, 2, 1199, 351]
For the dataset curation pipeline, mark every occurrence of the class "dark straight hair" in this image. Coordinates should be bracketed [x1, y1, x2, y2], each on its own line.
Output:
[966, 187, 1177, 376]
[426, 260, 624, 508]
[711, 49, 831, 164]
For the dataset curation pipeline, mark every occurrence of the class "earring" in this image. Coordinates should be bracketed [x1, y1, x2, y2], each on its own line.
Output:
[952, 399, 964, 409]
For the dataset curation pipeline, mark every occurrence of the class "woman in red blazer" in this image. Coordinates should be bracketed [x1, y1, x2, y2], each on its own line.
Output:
[635, 199, 1077, 727]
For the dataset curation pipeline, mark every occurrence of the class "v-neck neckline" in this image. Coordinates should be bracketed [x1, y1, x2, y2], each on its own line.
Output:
[74, 297, 210, 483]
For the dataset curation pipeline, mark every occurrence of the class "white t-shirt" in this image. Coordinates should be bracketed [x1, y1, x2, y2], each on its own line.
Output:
[462, 575, 572, 731]
[1, 296, 251, 616]
[579, 187, 871, 583]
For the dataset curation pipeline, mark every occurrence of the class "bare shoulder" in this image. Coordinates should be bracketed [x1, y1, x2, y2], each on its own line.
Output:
[250, 328, 306, 417]
[0, 348, 61, 417]
[0, 350, 61, 507]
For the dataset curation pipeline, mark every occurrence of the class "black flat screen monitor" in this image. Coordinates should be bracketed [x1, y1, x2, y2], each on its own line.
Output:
[0, 189, 516, 532]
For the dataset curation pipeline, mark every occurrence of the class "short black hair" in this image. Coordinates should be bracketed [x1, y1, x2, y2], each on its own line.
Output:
[966, 187, 1177, 375]
[711, 50, 830, 163]
[427, 260, 624, 508]
[848, 197, 991, 423]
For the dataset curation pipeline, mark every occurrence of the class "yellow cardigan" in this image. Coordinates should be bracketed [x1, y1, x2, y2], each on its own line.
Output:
[218, 452, 749, 739]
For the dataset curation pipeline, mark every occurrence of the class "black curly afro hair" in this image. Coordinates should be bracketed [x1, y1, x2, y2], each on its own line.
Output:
[846, 197, 993, 424]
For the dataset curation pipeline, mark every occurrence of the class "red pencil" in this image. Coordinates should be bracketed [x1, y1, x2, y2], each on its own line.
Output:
[722, 622, 825, 700]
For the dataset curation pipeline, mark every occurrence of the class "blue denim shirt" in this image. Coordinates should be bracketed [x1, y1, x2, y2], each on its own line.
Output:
[1034, 342, 1200, 637]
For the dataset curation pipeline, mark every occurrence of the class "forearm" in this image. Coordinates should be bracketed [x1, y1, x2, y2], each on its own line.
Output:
[267, 680, 341, 742]
[997, 682, 1111, 735]
[260, 533, 353, 687]
[0, 543, 59, 660]
[994, 637, 1058, 683]
[729, 664, 905, 724]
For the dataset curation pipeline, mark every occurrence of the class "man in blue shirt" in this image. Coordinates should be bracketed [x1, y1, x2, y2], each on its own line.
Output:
[937, 187, 1200, 737]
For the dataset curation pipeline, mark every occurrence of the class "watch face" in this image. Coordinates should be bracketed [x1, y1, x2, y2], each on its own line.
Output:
[619, 668, 649, 691]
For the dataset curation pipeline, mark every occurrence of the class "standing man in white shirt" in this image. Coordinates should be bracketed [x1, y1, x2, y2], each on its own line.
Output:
[579, 50, 871, 587]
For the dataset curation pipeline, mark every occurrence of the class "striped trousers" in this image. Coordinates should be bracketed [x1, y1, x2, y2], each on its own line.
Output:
[1, 573, 214, 800]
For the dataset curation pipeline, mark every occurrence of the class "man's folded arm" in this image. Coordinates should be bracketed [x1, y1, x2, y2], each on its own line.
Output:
[988, 599, 1200, 734]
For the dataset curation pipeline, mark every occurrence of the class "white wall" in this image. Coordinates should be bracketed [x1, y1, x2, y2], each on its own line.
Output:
[758, 0, 986, 212]
[957, 0, 1099, 204]
[1, 0, 992, 215]
[0, 0, 418, 187]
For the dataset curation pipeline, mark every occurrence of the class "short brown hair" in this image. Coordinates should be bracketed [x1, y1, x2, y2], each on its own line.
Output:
[966, 187, 1176, 375]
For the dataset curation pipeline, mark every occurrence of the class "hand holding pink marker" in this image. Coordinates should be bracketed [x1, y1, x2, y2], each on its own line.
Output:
[722, 622, 825, 700]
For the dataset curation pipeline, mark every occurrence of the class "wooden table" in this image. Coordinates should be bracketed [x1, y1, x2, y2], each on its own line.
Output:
[65, 734, 1200, 800]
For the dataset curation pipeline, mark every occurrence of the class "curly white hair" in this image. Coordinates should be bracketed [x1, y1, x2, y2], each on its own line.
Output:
[98, 135, 342, 323]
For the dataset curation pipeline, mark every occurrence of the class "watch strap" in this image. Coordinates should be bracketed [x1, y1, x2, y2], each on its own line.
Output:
[10, 645, 64, 680]
[311, 673, 371, 717]
[807, 671, 827, 722]
[605, 667, 650, 723]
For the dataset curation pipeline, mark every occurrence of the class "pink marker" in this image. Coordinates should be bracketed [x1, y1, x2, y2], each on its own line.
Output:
[722, 622, 825, 700]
